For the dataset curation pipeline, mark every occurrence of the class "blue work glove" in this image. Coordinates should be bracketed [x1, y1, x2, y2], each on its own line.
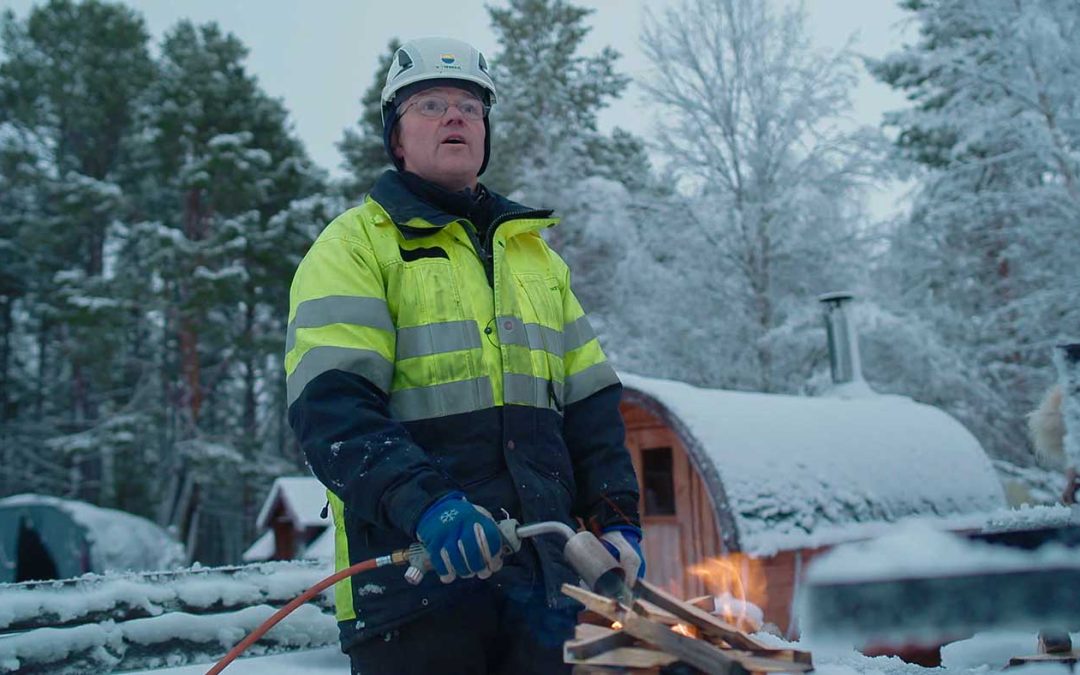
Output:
[600, 525, 646, 581]
[415, 492, 504, 584]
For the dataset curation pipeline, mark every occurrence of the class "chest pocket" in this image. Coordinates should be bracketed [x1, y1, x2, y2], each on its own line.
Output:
[390, 258, 466, 326]
[513, 273, 566, 386]
[387, 258, 478, 391]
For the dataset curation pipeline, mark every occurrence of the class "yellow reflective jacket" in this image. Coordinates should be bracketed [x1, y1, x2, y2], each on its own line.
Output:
[285, 171, 640, 649]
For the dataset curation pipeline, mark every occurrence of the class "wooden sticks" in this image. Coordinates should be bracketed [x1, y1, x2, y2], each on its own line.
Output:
[562, 581, 814, 675]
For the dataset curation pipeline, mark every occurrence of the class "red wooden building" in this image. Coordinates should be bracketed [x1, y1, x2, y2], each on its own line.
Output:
[243, 477, 334, 562]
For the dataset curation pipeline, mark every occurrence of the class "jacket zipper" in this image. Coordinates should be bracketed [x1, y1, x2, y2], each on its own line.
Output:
[464, 209, 551, 287]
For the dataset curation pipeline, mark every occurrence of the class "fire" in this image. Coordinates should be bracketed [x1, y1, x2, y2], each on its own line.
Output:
[688, 553, 767, 632]
[610, 620, 696, 638]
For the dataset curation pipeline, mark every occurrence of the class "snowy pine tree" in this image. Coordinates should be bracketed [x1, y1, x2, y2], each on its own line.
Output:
[870, 0, 1080, 461]
[0, 0, 154, 505]
[338, 39, 400, 200]
[117, 20, 324, 561]
[483, 0, 658, 331]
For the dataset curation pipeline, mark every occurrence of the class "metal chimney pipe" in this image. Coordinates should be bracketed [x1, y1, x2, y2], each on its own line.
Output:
[818, 292, 865, 386]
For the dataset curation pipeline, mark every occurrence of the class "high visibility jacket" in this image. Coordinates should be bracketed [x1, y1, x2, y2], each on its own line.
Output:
[285, 171, 640, 650]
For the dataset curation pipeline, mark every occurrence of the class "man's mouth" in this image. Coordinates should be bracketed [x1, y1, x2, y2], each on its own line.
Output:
[442, 135, 467, 145]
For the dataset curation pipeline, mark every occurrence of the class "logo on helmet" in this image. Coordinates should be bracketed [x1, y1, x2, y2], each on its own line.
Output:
[440, 54, 456, 64]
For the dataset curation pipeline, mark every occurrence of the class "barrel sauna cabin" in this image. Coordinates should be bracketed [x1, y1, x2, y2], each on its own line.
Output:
[617, 372, 1007, 638]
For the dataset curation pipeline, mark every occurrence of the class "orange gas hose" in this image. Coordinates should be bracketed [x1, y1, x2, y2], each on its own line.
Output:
[205, 557, 380, 675]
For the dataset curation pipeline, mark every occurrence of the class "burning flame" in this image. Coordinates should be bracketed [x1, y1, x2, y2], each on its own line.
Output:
[688, 553, 767, 632]
[610, 620, 696, 638]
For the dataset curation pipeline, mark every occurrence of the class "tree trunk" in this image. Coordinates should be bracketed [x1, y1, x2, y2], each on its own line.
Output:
[179, 187, 209, 427]
[1, 297, 11, 423]
[243, 299, 257, 450]
[35, 317, 49, 421]
[179, 320, 202, 424]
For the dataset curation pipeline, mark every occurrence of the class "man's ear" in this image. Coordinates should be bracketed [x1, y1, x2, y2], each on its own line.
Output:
[392, 128, 405, 164]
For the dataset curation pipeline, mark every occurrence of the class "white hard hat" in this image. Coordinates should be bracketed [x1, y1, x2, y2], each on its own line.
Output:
[381, 37, 497, 114]
[380, 37, 497, 174]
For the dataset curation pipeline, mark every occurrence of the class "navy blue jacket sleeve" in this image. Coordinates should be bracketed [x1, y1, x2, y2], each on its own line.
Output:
[288, 370, 459, 537]
[563, 383, 642, 531]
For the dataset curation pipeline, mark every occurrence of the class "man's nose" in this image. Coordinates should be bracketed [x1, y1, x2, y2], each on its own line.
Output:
[442, 103, 467, 124]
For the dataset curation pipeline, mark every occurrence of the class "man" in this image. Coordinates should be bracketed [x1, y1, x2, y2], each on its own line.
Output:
[285, 37, 643, 674]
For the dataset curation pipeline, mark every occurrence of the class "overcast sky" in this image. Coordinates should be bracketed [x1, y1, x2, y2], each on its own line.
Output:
[1, 0, 917, 213]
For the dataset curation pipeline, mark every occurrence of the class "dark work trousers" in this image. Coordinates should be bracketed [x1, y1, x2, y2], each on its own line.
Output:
[348, 582, 576, 675]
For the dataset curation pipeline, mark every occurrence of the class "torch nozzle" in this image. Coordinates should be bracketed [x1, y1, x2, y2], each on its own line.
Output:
[395, 518, 633, 602]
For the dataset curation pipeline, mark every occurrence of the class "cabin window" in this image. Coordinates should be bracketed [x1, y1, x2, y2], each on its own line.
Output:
[642, 447, 676, 516]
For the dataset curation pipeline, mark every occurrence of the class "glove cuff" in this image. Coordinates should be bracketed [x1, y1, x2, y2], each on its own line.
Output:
[602, 524, 642, 544]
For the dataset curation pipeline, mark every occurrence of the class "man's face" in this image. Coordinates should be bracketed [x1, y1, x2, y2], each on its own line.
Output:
[393, 86, 486, 191]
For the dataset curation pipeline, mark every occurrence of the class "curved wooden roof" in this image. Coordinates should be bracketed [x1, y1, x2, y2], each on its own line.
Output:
[620, 373, 1007, 555]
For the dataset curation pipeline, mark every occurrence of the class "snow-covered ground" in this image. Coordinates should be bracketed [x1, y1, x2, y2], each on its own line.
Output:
[129, 631, 1079, 675]
[4, 503, 1078, 673]
[127, 646, 349, 674]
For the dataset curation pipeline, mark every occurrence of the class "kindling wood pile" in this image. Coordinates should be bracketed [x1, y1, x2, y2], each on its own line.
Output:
[561, 579, 814, 675]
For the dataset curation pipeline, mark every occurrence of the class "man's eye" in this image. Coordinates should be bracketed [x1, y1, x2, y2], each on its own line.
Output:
[419, 99, 446, 114]
[459, 101, 482, 116]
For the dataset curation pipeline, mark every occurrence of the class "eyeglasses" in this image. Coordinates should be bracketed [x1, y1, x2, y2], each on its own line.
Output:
[398, 95, 489, 121]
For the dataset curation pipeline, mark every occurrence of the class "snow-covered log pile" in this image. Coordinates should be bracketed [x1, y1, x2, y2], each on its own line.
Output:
[0, 561, 338, 674]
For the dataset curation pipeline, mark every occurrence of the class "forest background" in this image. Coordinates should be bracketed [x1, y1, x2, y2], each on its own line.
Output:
[1, 0, 1077, 563]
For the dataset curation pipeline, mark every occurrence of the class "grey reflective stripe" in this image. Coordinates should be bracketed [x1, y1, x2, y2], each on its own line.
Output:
[497, 316, 564, 357]
[397, 321, 482, 360]
[504, 373, 563, 410]
[496, 316, 528, 348]
[286, 296, 394, 352]
[564, 361, 620, 405]
[287, 346, 394, 406]
[563, 315, 597, 353]
[390, 377, 495, 421]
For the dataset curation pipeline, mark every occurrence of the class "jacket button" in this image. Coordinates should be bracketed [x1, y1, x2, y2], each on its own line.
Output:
[484, 326, 493, 335]
[507, 440, 515, 450]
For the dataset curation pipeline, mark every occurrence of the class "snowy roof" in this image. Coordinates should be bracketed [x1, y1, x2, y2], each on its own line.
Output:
[254, 477, 331, 530]
[0, 494, 185, 574]
[241, 530, 275, 563]
[242, 522, 334, 563]
[619, 373, 1008, 556]
[304, 526, 335, 561]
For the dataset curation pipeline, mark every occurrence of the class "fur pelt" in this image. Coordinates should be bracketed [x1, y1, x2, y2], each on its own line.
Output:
[1028, 385, 1065, 468]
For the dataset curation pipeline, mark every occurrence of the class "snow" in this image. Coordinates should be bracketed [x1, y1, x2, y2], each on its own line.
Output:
[116, 630, 1080, 675]
[242, 477, 333, 563]
[0, 604, 335, 674]
[0, 494, 185, 574]
[123, 645, 349, 674]
[241, 531, 275, 563]
[304, 526, 335, 561]
[254, 476, 330, 531]
[0, 561, 333, 631]
[619, 372, 1007, 556]
[804, 519, 1080, 585]
[0, 561, 338, 673]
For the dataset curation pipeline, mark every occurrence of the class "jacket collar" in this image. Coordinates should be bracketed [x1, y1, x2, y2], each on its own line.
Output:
[368, 170, 553, 240]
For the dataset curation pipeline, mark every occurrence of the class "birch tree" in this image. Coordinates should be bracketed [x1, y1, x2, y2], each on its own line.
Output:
[639, 0, 880, 392]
